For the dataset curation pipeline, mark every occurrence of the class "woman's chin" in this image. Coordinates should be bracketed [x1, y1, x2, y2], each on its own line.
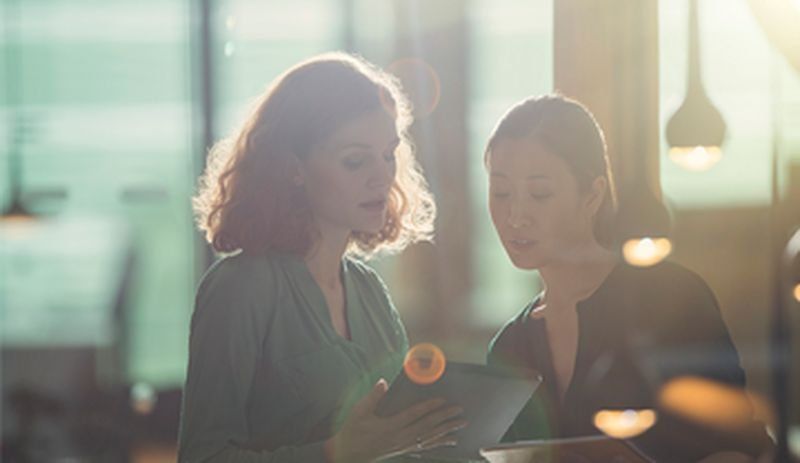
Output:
[507, 252, 542, 270]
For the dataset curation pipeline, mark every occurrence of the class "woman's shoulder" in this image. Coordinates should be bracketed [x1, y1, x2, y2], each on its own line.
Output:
[613, 260, 713, 299]
[196, 251, 286, 302]
[344, 257, 390, 291]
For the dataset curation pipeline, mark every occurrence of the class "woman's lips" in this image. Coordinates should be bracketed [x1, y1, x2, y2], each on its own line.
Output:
[508, 238, 537, 251]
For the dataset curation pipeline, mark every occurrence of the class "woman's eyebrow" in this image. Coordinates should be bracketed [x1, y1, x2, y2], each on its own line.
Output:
[335, 142, 372, 152]
[526, 175, 552, 181]
[335, 137, 400, 152]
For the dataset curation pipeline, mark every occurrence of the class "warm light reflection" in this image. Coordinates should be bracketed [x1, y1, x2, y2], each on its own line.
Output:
[593, 409, 658, 439]
[404, 343, 446, 385]
[385, 58, 441, 118]
[659, 376, 774, 432]
[668, 146, 723, 172]
[622, 238, 672, 267]
[225, 15, 236, 30]
[131, 382, 157, 415]
[793, 283, 800, 303]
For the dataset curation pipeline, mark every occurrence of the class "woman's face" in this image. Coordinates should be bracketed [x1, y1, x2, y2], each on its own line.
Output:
[298, 109, 399, 237]
[487, 136, 601, 270]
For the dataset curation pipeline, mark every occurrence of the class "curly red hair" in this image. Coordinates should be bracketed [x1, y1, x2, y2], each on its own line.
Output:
[193, 52, 436, 258]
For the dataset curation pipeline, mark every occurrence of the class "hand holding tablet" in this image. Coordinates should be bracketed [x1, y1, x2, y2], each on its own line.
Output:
[376, 350, 542, 461]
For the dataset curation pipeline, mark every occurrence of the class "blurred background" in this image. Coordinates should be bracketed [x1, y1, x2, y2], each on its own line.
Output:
[1, 0, 799, 461]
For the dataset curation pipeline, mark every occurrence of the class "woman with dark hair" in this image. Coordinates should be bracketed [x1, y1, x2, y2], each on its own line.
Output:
[484, 94, 772, 462]
[179, 53, 466, 462]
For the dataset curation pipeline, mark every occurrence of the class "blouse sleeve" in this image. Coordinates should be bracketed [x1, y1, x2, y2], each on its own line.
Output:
[634, 264, 773, 459]
[177, 259, 328, 463]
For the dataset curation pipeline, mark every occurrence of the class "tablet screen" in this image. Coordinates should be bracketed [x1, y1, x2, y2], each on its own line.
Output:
[376, 361, 541, 461]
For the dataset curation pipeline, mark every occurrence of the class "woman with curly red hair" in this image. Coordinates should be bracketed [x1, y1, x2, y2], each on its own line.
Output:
[179, 53, 465, 463]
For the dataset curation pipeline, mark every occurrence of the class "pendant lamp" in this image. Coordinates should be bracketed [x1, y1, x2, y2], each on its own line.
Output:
[665, 0, 727, 172]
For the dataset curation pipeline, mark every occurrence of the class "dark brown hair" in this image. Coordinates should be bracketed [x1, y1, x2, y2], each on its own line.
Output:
[193, 52, 435, 258]
[485, 94, 617, 246]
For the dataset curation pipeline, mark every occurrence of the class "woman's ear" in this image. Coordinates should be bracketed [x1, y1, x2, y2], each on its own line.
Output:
[584, 176, 607, 217]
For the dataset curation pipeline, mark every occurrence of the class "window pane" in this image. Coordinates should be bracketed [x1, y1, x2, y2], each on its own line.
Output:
[1, 0, 195, 387]
[468, 0, 552, 326]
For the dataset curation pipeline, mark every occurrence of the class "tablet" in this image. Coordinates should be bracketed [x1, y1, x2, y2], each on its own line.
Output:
[480, 435, 654, 463]
[375, 361, 541, 461]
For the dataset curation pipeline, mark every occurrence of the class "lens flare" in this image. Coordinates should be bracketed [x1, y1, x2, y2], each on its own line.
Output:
[793, 283, 800, 303]
[668, 146, 722, 172]
[593, 409, 657, 439]
[385, 58, 441, 118]
[622, 238, 672, 267]
[404, 342, 446, 385]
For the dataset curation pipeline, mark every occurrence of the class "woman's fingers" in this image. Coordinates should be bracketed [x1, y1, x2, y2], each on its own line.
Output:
[424, 417, 469, 441]
[397, 432, 460, 456]
[407, 404, 464, 432]
[353, 378, 389, 416]
[389, 397, 447, 427]
[421, 434, 459, 451]
[393, 408, 467, 451]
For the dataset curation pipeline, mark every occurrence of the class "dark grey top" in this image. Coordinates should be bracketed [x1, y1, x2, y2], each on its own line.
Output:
[488, 260, 772, 462]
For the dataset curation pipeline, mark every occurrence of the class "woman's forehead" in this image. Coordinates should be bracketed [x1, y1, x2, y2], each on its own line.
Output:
[325, 110, 397, 150]
[488, 138, 571, 178]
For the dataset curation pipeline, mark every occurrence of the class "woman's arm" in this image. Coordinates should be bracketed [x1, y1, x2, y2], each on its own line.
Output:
[178, 261, 329, 462]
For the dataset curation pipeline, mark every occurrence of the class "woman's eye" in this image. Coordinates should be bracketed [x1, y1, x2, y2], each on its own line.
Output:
[491, 191, 511, 199]
[342, 155, 366, 170]
[384, 151, 396, 163]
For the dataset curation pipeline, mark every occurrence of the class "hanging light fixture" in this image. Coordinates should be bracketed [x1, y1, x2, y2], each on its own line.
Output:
[1, 0, 35, 227]
[614, 0, 674, 268]
[665, 0, 727, 172]
[616, 186, 673, 267]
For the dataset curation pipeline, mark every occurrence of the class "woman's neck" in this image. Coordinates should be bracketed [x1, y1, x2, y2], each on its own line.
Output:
[537, 244, 617, 314]
[304, 223, 350, 290]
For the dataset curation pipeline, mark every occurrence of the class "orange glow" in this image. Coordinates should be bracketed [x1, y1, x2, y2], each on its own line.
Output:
[404, 343, 446, 385]
[593, 409, 658, 439]
[668, 146, 723, 172]
[659, 376, 774, 432]
[386, 58, 441, 118]
[793, 283, 800, 303]
[622, 238, 672, 267]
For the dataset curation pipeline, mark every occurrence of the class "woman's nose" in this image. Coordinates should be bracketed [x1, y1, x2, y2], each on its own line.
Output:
[508, 199, 532, 229]
[368, 156, 395, 189]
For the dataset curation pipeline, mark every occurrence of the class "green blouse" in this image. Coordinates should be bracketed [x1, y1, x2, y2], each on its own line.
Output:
[178, 251, 409, 462]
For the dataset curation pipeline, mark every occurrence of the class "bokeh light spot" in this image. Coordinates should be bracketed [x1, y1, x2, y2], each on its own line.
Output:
[668, 146, 722, 172]
[622, 237, 672, 267]
[386, 58, 442, 119]
[593, 408, 657, 439]
[404, 342, 446, 385]
[659, 376, 774, 432]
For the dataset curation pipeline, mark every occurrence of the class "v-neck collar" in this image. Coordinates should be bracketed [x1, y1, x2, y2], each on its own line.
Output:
[285, 252, 360, 346]
[520, 262, 624, 410]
